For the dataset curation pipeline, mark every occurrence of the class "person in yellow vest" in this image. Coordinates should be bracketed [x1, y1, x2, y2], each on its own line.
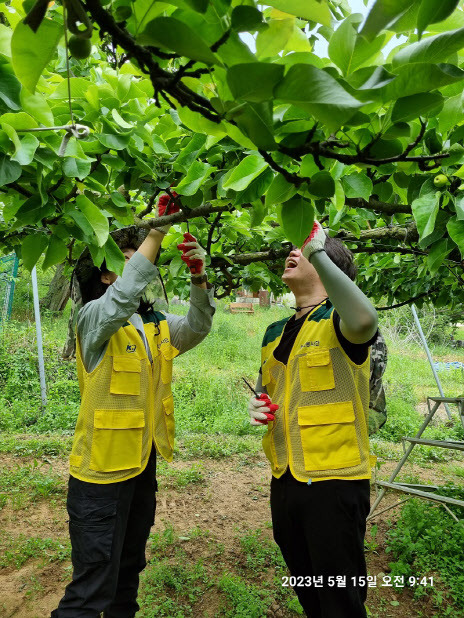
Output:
[52, 206, 215, 617]
[248, 221, 378, 618]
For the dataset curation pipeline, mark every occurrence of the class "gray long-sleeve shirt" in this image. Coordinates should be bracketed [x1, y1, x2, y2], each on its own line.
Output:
[77, 251, 215, 373]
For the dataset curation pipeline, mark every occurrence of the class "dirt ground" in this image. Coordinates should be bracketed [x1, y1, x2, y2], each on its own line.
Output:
[0, 451, 461, 618]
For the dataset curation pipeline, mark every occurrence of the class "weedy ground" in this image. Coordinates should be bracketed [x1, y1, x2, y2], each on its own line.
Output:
[0, 302, 463, 617]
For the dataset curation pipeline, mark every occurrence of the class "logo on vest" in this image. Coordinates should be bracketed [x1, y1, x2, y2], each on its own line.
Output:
[157, 338, 169, 349]
[301, 341, 320, 348]
[126, 344, 137, 352]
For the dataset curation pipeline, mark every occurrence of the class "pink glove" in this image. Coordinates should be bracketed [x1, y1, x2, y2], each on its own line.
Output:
[301, 220, 326, 261]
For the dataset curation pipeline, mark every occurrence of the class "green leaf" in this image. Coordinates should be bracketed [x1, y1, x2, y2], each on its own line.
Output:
[417, 0, 460, 37]
[104, 234, 125, 276]
[280, 197, 315, 246]
[152, 135, 170, 155]
[63, 157, 92, 180]
[75, 194, 109, 247]
[360, 0, 417, 41]
[412, 192, 440, 241]
[228, 101, 275, 150]
[97, 133, 131, 150]
[328, 14, 363, 77]
[0, 154, 22, 185]
[0, 111, 38, 130]
[447, 216, 464, 254]
[20, 87, 54, 125]
[265, 174, 297, 208]
[227, 63, 284, 102]
[223, 155, 268, 192]
[11, 19, 62, 93]
[174, 134, 207, 172]
[274, 64, 363, 132]
[14, 195, 53, 225]
[342, 173, 373, 201]
[233, 167, 273, 205]
[391, 92, 444, 122]
[380, 63, 464, 102]
[138, 17, 218, 65]
[256, 19, 294, 59]
[455, 194, 464, 220]
[308, 171, 335, 198]
[265, 0, 332, 25]
[51, 78, 96, 100]
[249, 201, 266, 228]
[64, 204, 94, 239]
[231, 6, 264, 32]
[0, 23, 12, 57]
[0, 65, 21, 110]
[21, 233, 48, 271]
[172, 160, 215, 196]
[42, 235, 68, 271]
[427, 238, 453, 274]
[392, 27, 464, 67]
[11, 132, 39, 166]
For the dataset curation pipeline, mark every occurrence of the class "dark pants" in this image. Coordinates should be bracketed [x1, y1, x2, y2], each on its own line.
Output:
[51, 449, 157, 618]
[271, 471, 370, 618]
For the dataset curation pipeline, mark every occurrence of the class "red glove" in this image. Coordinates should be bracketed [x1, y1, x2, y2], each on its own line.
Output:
[248, 393, 279, 425]
[177, 232, 205, 276]
[155, 192, 181, 234]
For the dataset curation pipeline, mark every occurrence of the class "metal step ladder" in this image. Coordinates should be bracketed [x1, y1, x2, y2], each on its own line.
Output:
[368, 396, 464, 523]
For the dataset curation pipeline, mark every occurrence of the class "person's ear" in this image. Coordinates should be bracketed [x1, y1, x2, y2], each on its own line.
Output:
[101, 272, 111, 285]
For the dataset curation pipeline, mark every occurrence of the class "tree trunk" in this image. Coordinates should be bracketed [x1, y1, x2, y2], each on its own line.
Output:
[40, 264, 71, 312]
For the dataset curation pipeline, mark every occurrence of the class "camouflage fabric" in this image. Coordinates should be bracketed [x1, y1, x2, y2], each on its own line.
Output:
[369, 329, 388, 435]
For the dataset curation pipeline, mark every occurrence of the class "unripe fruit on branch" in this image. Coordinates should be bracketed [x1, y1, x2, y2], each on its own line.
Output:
[68, 35, 92, 59]
[434, 174, 449, 188]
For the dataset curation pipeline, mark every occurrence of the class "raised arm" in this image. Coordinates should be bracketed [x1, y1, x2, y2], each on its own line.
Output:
[303, 222, 378, 344]
[77, 230, 164, 351]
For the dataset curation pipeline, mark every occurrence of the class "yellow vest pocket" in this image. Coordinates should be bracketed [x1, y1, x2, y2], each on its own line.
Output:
[162, 394, 175, 448]
[90, 409, 145, 472]
[299, 349, 335, 392]
[110, 357, 141, 396]
[298, 402, 361, 471]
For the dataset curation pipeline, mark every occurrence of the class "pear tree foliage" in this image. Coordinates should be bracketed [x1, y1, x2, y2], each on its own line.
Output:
[1, 0, 464, 306]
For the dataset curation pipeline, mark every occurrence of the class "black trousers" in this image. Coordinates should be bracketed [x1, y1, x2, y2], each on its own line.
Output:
[271, 471, 370, 618]
[51, 449, 157, 618]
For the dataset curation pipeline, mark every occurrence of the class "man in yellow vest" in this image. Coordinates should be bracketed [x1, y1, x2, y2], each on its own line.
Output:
[248, 221, 378, 618]
[52, 199, 215, 617]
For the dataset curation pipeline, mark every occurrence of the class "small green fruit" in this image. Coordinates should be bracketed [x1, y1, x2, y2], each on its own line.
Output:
[68, 35, 92, 60]
[434, 174, 449, 188]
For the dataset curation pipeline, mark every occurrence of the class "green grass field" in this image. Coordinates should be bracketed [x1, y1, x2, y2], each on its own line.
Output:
[0, 301, 463, 617]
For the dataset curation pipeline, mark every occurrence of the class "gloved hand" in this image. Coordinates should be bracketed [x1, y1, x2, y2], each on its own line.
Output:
[249, 393, 279, 426]
[301, 220, 326, 261]
[177, 233, 206, 276]
[155, 191, 181, 234]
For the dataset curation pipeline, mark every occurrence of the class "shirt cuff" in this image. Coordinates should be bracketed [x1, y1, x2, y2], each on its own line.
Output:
[190, 282, 216, 309]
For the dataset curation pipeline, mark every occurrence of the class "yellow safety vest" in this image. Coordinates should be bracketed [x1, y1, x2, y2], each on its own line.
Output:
[261, 301, 374, 483]
[70, 313, 179, 484]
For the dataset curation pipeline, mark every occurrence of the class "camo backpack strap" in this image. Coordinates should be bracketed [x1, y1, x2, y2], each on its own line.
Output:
[369, 328, 388, 436]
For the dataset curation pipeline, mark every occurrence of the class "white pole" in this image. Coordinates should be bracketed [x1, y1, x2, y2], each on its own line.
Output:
[32, 266, 47, 410]
[411, 304, 452, 420]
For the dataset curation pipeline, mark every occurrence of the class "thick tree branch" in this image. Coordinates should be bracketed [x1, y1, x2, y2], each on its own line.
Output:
[345, 197, 411, 215]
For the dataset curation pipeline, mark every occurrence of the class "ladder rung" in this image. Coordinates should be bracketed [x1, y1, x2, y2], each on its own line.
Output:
[376, 482, 464, 508]
[402, 437, 464, 451]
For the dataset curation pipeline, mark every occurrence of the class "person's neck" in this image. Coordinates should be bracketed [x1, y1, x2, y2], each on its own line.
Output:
[291, 289, 328, 320]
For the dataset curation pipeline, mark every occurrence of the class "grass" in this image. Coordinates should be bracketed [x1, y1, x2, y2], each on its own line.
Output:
[0, 461, 65, 508]
[0, 534, 71, 569]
